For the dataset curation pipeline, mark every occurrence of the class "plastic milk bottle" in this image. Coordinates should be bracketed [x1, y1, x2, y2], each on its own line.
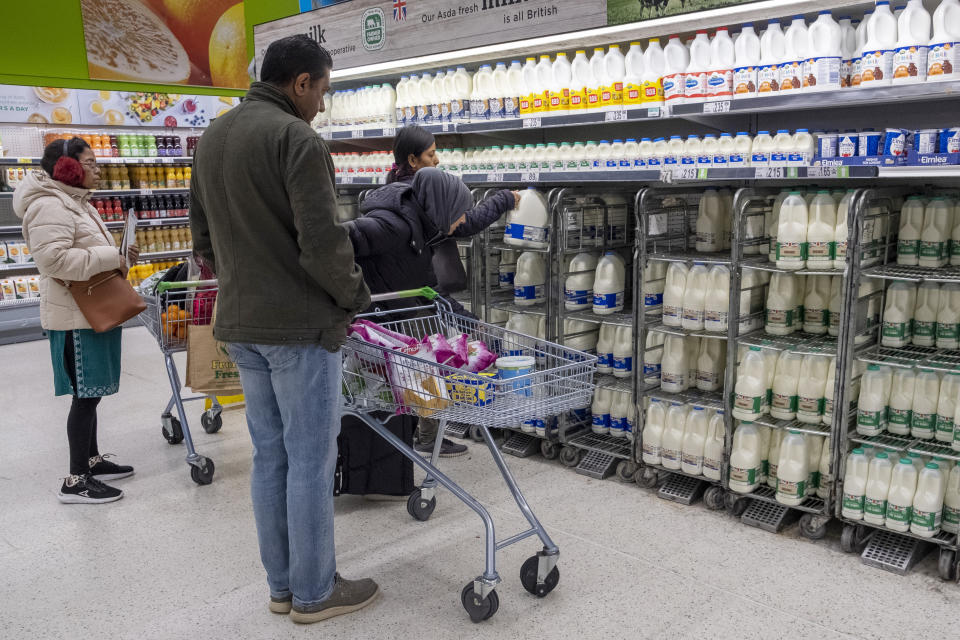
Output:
[642, 398, 666, 465]
[842, 448, 871, 519]
[734, 22, 761, 97]
[729, 422, 763, 493]
[864, 451, 894, 525]
[733, 347, 767, 420]
[776, 431, 810, 505]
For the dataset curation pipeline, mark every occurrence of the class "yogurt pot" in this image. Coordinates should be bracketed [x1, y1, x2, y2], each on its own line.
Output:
[816, 131, 838, 159]
[838, 131, 858, 158]
[882, 128, 909, 156]
[496, 356, 536, 396]
[915, 129, 941, 155]
[859, 130, 881, 156]
[940, 128, 960, 154]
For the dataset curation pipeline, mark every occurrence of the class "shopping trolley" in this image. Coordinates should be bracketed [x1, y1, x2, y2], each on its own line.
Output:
[341, 288, 596, 622]
[139, 279, 221, 485]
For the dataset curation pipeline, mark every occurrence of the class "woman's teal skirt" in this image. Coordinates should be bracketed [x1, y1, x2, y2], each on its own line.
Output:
[49, 328, 122, 398]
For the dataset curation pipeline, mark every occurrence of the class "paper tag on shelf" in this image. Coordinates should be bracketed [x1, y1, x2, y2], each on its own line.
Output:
[381, 127, 396, 136]
[142, 158, 157, 163]
[520, 171, 540, 182]
[139, 189, 152, 195]
[647, 107, 661, 118]
[648, 213, 670, 236]
[485, 171, 505, 182]
[604, 110, 627, 122]
[147, 219, 164, 226]
[341, 175, 354, 184]
[807, 166, 850, 178]
[755, 167, 784, 179]
[522, 117, 541, 129]
[702, 100, 731, 114]
[660, 167, 703, 182]
[17, 158, 33, 164]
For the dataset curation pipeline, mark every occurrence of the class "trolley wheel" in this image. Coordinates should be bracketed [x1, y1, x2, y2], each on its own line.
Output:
[703, 485, 726, 511]
[519, 555, 560, 598]
[938, 549, 957, 582]
[461, 582, 499, 623]
[540, 440, 560, 460]
[559, 446, 581, 468]
[190, 458, 215, 485]
[637, 468, 659, 489]
[162, 414, 184, 445]
[201, 410, 223, 434]
[406, 489, 436, 522]
[616, 460, 638, 482]
[799, 513, 828, 540]
[468, 425, 484, 443]
[726, 493, 750, 517]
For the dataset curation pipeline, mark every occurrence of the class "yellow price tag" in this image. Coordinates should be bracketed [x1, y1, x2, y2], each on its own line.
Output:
[17, 158, 34, 164]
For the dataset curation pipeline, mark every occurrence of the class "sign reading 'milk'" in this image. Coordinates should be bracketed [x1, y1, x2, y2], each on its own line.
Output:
[253, 0, 607, 74]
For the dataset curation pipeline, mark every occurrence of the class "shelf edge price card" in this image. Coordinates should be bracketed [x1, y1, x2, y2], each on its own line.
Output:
[341, 176, 354, 184]
[486, 172, 505, 183]
[755, 167, 784, 179]
[702, 100, 731, 114]
[808, 166, 850, 178]
[520, 171, 540, 183]
[604, 110, 627, 122]
[522, 117, 542, 129]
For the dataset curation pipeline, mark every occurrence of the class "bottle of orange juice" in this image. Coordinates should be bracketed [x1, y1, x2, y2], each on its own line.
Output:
[165, 167, 176, 188]
[175, 166, 185, 188]
[184, 166, 191, 188]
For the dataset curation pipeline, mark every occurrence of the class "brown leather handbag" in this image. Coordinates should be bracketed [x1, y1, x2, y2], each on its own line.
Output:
[58, 270, 146, 333]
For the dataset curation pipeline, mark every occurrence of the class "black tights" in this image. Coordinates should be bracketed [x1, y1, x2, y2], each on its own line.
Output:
[64, 332, 101, 476]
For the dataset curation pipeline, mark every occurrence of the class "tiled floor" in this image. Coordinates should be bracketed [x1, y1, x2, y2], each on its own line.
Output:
[1, 327, 958, 640]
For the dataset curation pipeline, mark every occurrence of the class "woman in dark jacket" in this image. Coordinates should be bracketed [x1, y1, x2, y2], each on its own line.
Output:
[347, 166, 516, 457]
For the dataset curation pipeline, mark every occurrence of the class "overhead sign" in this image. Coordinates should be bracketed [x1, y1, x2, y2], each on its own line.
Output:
[254, 0, 608, 74]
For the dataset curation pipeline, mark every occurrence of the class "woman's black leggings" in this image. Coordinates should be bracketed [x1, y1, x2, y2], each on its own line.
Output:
[64, 331, 101, 476]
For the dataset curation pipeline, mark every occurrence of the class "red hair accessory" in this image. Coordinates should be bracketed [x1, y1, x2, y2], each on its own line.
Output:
[53, 156, 85, 188]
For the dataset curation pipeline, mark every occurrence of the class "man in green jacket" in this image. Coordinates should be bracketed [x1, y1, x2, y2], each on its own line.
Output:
[189, 35, 376, 624]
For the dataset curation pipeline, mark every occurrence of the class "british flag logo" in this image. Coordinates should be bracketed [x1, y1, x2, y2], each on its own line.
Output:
[393, 0, 406, 21]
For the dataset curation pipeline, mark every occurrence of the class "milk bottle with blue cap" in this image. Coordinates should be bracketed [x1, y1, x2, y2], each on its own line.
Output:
[839, 16, 858, 85]
[504, 61, 524, 118]
[609, 391, 630, 439]
[504, 188, 549, 249]
[852, 10, 872, 86]
[596, 323, 615, 374]
[417, 72, 436, 124]
[591, 388, 612, 435]
[642, 398, 666, 464]
[661, 334, 688, 393]
[703, 411, 725, 480]
[780, 15, 809, 92]
[662, 262, 688, 326]
[892, 0, 931, 84]
[734, 22, 761, 97]
[565, 253, 599, 310]
[644, 331, 665, 385]
[861, 1, 898, 87]
[661, 403, 689, 470]
[681, 263, 709, 330]
[593, 252, 625, 314]
[612, 326, 634, 379]
[643, 260, 667, 312]
[513, 252, 546, 306]
[805, 11, 843, 91]
[758, 19, 786, 93]
[729, 422, 762, 493]
[681, 407, 709, 475]
[928, 0, 960, 81]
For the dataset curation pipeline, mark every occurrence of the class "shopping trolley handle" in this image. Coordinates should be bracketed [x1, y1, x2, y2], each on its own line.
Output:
[369, 287, 440, 303]
[157, 279, 218, 293]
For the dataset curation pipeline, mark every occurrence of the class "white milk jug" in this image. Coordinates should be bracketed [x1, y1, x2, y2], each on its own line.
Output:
[686, 337, 700, 392]
[912, 369, 941, 439]
[753, 130, 775, 167]
[805, 10, 843, 92]
[591, 387, 612, 435]
[623, 42, 645, 107]
[730, 422, 762, 493]
[860, 1, 899, 88]
[513, 252, 546, 306]
[695, 338, 725, 392]
[568, 51, 590, 112]
[817, 436, 832, 499]
[643, 260, 667, 312]
[704, 265, 730, 332]
[882, 282, 916, 347]
[842, 448, 871, 519]
[662, 262, 689, 326]
[703, 410, 725, 481]
[681, 263, 709, 330]
[660, 334, 688, 393]
[928, 0, 960, 82]
[706, 27, 736, 100]
[641, 38, 666, 105]
[767, 189, 790, 260]
[758, 19, 786, 93]
[612, 325, 634, 379]
[696, 188, 724, 252]
[734, 22, 761, 97]
[609, 390, 630, 439]
[776, 431, 810, 505]
[733, 347, 767, 420]
[780, 15, 810, 92]
[913, 282, 941, 346]
[565, 253, 599, 310]
[833, 190, 853, 269]
[898, 195, 925, 265]
[519, 57, 538, 115]
[766, 272, 800, 335]
[684, 31, 712, 103]
[504, 61, 524, 118]
[771, 350, 803, 421]
[920, 197, 952, 267]
[886, 457, 919, 531]
[681, 407, 709, 475]
[937, 283, 960, 348]
[807, 191, 837, 267]
[840, 16, 858, 86]
[893, 0, 932, 84]
[550, 53, 572, 114]
[661, 403, 690, 470]
[644, 331, 665, 385]
[642, 398, 666, 465]
[823, 357, 837, 425]
[504, 188, 550, 249]
[936, 371, 960, 442]
[602, 45, 626, 111]
[662, 36, 690, 104]
[911, 462, 946, 536]
[864, 452, 894, 525]
[593, 252, 625, 314]
[942, 461, 960, 533]
[803, 275, 831, 334]
[858, 364, 889, 436]
[596, 323, 616, 374]
[888, 367, 917, 435]
[776, 193, 809, 269]
[797, 356, 829, 424]
[765, 428, 783, 489]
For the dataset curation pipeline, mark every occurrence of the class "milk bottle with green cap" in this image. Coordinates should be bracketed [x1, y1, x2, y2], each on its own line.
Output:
[942, 462, 960, 533]
[729, 422, 762, 493]
[805, 434, 824, 495]
[864, 452, 894, 525]
[823, 357, 837, 426]
[911, 462, 946, 536]
[776, 192, 808, 269]
[912, 282, 940, 346]
[858, 364, 888, 436]
[803, 275, 831, 335]
[817, 437, 832, 499]
[776, 431, 809, 506]
[771, 351, 802, 421]
[733, 347, 766, 420]
[842, 448, 870, 519]
[703, 410, 725, 481]
[898, 196, 925, 265]
[912, 370, 941, 439]
[887, 367, 916, 435]
[919, 198, 951, 267]
[767, 429, 784, 489]
[886, 457, 919, 531]
[936, 283, 960, 349]
[936, 371, 960, 442]
[881, 282, 915, 347]
[766, 272, 799, 335]
[807, 191, 837, 267]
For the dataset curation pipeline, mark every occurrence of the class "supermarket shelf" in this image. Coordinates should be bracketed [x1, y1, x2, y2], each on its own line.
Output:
[856, 343, 960, 372]
[746, 261, 847, 277]
[737, 329, 839, 356]
[0, 298, 40, 310]
[646, 321, 729, 341]
[458, 108, 664, 134]
[753, 415, 831, 437]
[595, 374, 634, 393]
[0, 263, 37, 273]
[335, 176, 384, 186]
[861, 263, 960, 284]
[486, 240, 551, 254]
[906, 439, 960, 463]
[647, 250, 735, 265]
[878, 165, 960, 178]
[139, 249, 191, 261]
[488, 299, 549, 317]
[643, 385, 724, 410]
[743, 483, 826, 515]
[462, 170, 661, 185]
[0, 156, 192, 166]
[564, 308, 634, 327]
[0, 296, 43, 345]
[670, 81, 960, 118]
[90, 188, 188, 197]
[105, 217, 190, 229]
[858, 518, 958, 551]
[565, 430, 632, 460]
[847, 431, 915, 453]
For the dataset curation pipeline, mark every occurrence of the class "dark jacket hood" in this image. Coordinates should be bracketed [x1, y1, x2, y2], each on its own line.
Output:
[359, 181, 426, 252]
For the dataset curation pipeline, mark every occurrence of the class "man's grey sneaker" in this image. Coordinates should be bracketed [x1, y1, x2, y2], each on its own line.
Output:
[58, 474, 123, 504]
[289, 573, 380, 624]
[89, 454, 135, 481]
[414, 437, 468, 458]
[269, 594, 292, 614]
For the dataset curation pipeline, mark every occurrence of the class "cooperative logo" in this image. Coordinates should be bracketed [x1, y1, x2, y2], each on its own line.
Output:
[363, 8, 385, 51]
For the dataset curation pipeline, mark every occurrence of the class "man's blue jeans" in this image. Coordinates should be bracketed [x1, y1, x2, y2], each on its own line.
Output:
[227, 342, 341, 608]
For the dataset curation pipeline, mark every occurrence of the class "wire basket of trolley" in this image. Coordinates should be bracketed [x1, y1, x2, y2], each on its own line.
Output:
[138, 276, 222, 485]
[340, 287, 596, 623]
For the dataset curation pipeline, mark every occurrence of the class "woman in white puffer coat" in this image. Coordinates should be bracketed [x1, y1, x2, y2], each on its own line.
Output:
[14, 137, 139, 504]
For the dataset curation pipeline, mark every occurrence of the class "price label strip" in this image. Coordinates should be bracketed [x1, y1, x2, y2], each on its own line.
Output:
[522, 117, 542, 129]
[485, 172, 505, 183]
[520, 171, 540, 183]
[604, 110, 628, 122]
[702, 100, 731, 114]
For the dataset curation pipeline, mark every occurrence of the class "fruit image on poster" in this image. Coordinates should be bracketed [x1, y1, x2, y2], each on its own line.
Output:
[608, 0, 760, 25]
[0, 86, 81, 125]
[79, 0, 252, 89]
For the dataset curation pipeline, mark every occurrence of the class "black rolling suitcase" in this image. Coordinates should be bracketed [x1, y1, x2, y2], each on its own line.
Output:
[335, 413, 416, 497]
